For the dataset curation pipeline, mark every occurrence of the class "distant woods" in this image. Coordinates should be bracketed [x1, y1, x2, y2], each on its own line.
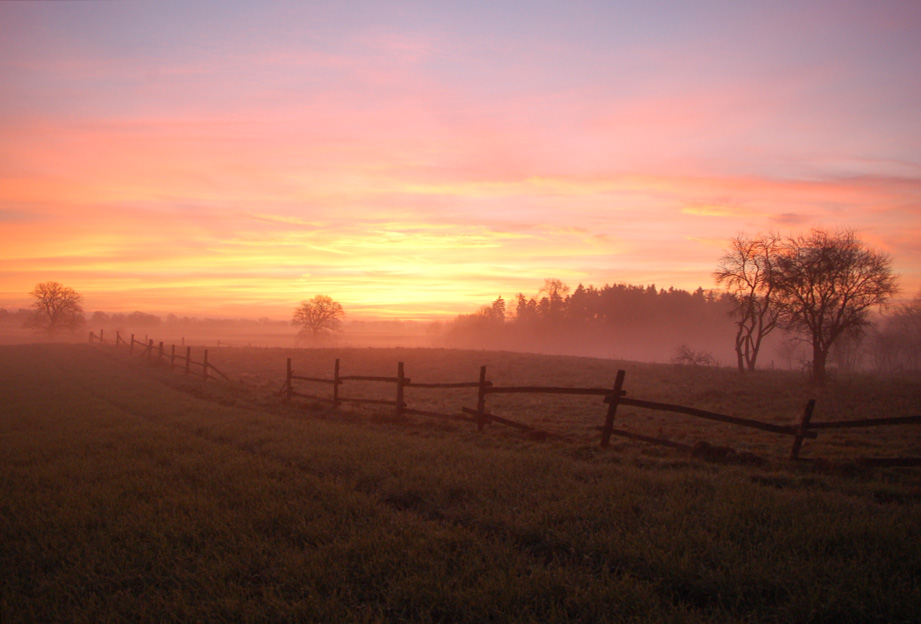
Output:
[439, 278, 736, 363]
[92, 310, 162, 327]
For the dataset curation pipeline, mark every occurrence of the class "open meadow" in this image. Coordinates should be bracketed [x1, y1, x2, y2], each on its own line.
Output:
[2, 342, 920, 622]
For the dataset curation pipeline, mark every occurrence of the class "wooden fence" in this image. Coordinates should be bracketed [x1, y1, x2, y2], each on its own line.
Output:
[284, 356, 921, 466]
[89, 331, 920, 466]
[89, 330, 230, 382]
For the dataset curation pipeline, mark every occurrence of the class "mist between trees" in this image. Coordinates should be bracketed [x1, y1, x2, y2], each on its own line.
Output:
[436, 276, 921, 378]
[4, 229, 919, 374]
[436, 280, 740, 364]
[4, 287, 919, 376]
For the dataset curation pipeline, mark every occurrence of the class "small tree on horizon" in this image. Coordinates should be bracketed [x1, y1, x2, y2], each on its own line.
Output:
[25, 281, 86, 336]
[292, 295, 344, 342]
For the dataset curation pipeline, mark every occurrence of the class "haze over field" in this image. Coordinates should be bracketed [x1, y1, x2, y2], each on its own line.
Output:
[2, 0, 920, 322]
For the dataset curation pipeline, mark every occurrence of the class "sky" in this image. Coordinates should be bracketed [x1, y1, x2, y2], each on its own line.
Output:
[1, 0, 920, 321]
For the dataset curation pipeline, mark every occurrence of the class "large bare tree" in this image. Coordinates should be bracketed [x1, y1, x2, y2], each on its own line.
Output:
[292, 295, 344, 341]
[772, 228, 898, 384]
[714, 233, 782, 373]
[25, 281, 85, 336]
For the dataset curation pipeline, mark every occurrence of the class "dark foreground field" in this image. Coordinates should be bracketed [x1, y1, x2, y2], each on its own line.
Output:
[2, 344, 920, 623]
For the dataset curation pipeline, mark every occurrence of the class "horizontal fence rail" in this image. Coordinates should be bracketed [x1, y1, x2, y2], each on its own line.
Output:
[613, 397, 812, 438]
[89, 330, 921, 467]
[806, 415, 921, 430]
[486, 386, 611, 396]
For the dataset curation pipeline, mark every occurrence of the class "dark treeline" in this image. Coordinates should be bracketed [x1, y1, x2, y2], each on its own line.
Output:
[438, 278, 921, 375]
[438, 279, 737, 363]
[91, 310, 162, 327]
[89, 311, 288, 328]
[0, 308, 290, 330]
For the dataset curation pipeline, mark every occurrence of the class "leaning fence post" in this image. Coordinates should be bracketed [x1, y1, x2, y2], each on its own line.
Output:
[333, 358, 341, 407]
[476, 365, 488, 432]
[601, 369, 627, 448]
[170, 344, 176, 371]
[116, 331, 121, 347]
[396, 361, 405, 418]
[790, 399, 816, 461]
[286, 358, 293, 401]
[185, 346, 191, 375]
[202, 349, 209, 381]
[158, 341, 164, 363]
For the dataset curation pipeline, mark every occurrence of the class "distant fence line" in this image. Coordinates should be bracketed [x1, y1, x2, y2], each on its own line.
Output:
[89, 330, 921, 467]
[90, 329, 230, 382]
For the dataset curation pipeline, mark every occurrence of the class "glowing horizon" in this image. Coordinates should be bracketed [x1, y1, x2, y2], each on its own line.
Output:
[2, 1, 920, 321]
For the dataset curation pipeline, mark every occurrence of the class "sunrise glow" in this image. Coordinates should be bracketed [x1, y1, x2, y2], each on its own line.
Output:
[2, 1, 919, 321]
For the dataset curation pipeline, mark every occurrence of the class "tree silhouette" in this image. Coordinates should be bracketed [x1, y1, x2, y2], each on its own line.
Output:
[25, 281, 85, 336]
[292, 295, 344, 341]
[773, 228, 898, 384]
[714, 233, 782, 373]
[538, 278, 570, 321]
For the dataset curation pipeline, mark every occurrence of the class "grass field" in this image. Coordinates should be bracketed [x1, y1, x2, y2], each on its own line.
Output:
[2, 343, 920, 622]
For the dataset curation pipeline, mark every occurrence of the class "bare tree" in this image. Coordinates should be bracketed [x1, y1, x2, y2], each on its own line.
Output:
[292, 295, 344, 341]
[772, 228, 898, 384]
[714, 233, 781, 373]
[25, 281, 85, 336]
[671, 343, 718, 367]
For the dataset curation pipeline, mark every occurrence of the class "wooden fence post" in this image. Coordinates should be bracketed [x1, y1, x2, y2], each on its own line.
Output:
[170, 345, 176, 372]
[130, 334, 135, 355]
[601, 369, 627, 448]
[396, 362, 405, 418]
[333, 358, 341, 407]
[88, 331, 94, 343]
[158, 341, 164, 363]
[116, 331, 121, 347]
[476, 365, 488, 432]
[286, 358, 293, 401]
[202, 349, 209, 381]
[99, 329, 104, 344]
[147, 339, 154, 361]
[790, 399, 816, 461]
[185, 346, 191, 375]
